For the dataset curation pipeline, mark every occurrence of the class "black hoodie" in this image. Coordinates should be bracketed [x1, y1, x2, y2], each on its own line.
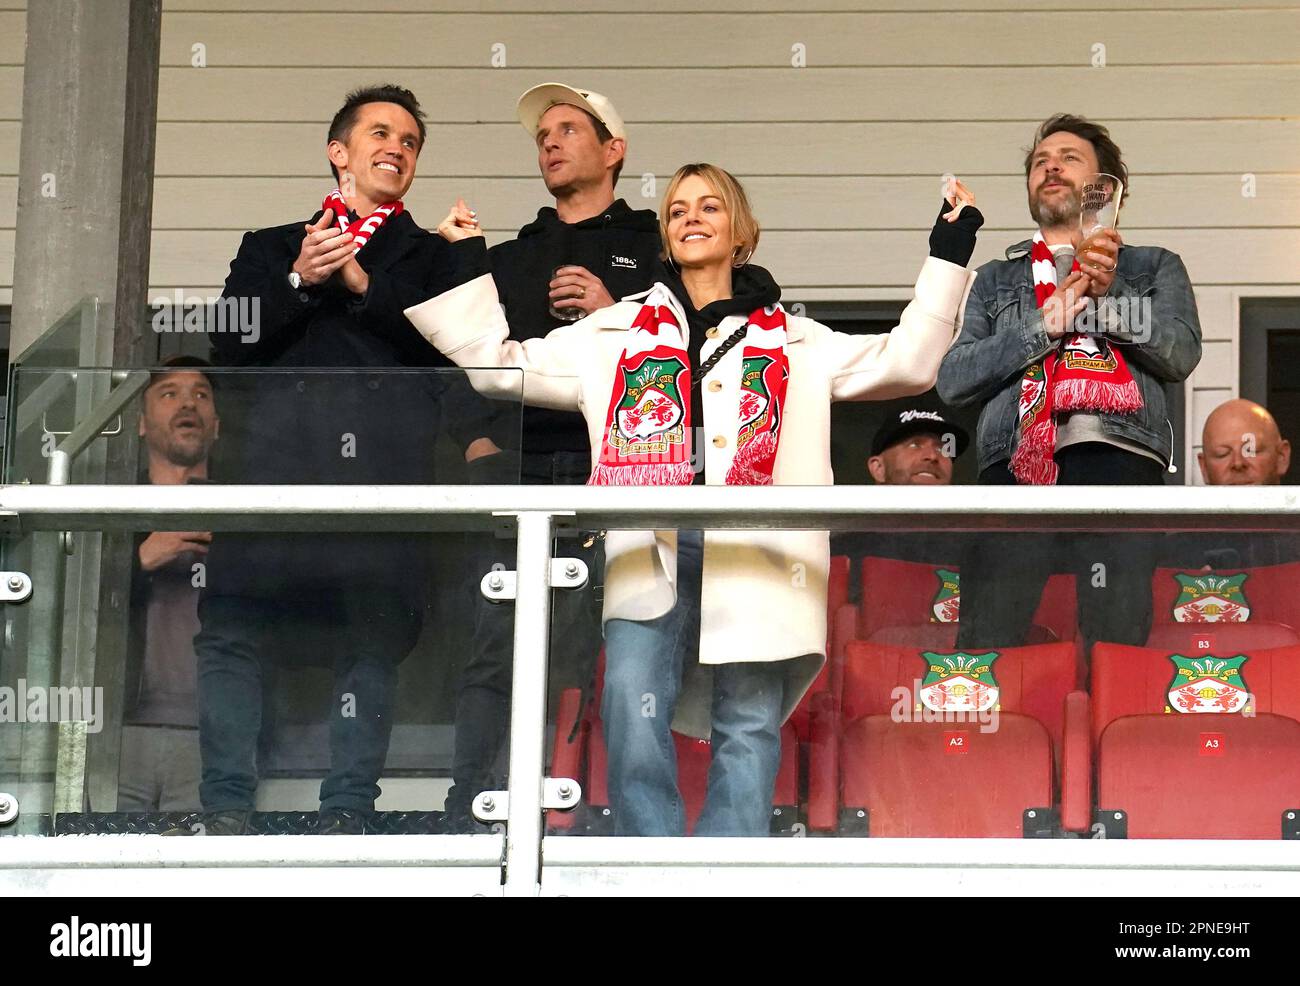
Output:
[655, 260, 782, 484]
[489, 198, 661, 457]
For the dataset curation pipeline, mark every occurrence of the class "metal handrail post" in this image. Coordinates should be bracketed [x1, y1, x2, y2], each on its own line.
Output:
[502, 511, 554, 897]
[41, 372, 150, 816]
[45, 370, 150, 484]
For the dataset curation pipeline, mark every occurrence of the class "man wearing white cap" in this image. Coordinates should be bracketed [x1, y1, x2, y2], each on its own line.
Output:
[500, 83, 661, 341]
[443, 84, 660, 832]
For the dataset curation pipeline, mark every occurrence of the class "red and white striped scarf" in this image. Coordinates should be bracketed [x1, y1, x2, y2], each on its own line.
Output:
[588, 284, 790, 487]
[321, 188, 404, 254]
[1009, 232, 1143, 485]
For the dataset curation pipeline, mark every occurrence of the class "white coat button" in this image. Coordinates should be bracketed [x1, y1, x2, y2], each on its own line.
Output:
[705, 326, 719, 339]
[708, 379, 722, 392]
[712, 435, 726, 448]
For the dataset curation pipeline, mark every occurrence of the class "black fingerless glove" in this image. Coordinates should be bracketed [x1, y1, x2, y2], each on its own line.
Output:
[927, 199, 984, 267]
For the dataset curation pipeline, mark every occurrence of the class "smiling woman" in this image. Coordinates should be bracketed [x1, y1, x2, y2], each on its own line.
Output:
[662, 163, 760, 271]
[408, 162, 983, 837]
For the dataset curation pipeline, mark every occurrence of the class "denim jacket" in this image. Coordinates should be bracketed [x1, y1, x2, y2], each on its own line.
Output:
[936, 238, 1202, 473]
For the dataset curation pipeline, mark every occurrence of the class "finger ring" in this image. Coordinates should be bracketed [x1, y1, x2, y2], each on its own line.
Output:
[578, 287, 585, 299]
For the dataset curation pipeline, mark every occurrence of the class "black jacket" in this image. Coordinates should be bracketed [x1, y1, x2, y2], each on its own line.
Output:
[488, 198, 661, 455]
[205, 209, 485, 603]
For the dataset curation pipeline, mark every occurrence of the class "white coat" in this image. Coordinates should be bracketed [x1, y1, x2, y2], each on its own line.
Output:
[405, 257, 975, 737]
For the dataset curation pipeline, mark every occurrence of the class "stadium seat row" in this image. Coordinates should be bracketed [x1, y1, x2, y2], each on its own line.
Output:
[547, 556, 1300, 839]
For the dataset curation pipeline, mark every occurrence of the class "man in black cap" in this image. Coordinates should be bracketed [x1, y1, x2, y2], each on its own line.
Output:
[867, 407, 970, 487]
[834, 403, 969, 606]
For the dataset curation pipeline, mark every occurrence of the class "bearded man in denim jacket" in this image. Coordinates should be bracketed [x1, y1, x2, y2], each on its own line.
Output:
[937, 114, 1201, 651]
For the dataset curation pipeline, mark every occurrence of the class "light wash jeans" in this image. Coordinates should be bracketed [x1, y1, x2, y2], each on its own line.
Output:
[600, 530, 784, 837]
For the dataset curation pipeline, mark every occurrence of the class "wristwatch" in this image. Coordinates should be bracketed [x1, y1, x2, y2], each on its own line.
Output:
[288, 270, 303, 290]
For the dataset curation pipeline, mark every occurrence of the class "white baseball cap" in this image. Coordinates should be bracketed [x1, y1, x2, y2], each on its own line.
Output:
[516, 83, 626, 141]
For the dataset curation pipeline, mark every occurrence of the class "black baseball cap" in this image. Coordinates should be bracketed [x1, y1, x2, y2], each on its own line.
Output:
[870, 406, 969, 458]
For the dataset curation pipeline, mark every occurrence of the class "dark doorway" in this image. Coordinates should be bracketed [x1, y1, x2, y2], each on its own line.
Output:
[807, 301, 981, 486]
[1241, 299, 1300, 487]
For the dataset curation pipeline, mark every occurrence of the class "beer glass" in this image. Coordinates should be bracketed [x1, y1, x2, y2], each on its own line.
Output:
[1079, 174, 1124, 271]
[549, 265, 585, 322]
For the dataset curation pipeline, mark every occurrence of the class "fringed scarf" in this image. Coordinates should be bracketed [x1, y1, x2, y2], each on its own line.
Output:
[588, 284, 789, 487]
[1009, 232, 1142, 485]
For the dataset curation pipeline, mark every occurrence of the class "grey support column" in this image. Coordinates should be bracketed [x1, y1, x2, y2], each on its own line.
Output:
[7, 1, 162, 816]
[9, 0, 162, 365]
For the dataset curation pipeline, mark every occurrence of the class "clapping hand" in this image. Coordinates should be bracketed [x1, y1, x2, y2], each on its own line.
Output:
[292, 209, 355, 286]
[1042, 271, 1093, 339]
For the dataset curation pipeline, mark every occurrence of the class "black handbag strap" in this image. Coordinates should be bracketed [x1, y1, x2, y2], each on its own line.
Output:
[692, 325, 749, 392]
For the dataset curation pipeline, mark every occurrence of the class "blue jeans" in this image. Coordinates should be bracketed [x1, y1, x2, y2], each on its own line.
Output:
[195, 592, 419, 813]
[601, 530, 784, 837]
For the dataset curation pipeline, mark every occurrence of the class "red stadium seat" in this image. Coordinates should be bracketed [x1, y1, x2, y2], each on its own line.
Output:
[828, 554, 850, 621]
[859, 557, 960, 639]
[840, 714, 1053, 837]
[1145, 621, 1300, 655]
[1087, 642, 1300, 838]
[1037, 574, 1079, 643]
[813, 640, 1084, 837]
[858, 556, 1078, 643]
[805, 603, 859, 832]
[547, 687, 587, 832]
[1151, 562, 1300, 627]
[867, 623, 960, 650]
[867, 623, 1058, 650]
[789, 555, 849, 741]
[674, 733, 712, 829]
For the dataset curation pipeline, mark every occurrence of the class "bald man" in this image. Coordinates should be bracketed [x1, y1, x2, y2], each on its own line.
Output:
[1161, 399, 1297, 571]
[1198, 398, 1291, 486]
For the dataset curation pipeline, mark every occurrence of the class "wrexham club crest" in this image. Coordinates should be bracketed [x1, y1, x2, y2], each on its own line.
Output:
[1165, 654, 1252, 714]
[1059, 334, 1119, 372]
[609, 353, 688, 457]
[1017, 362, 1047, 425]
[736, 354, 783, 443]
[1171, 573, 1251, 623]
[930, 569, 960, 623]
[918, 652, 1000, 713]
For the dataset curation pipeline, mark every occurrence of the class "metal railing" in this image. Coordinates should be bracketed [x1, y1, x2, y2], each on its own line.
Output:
[6, 482, 1300, 535]
[3, 484, 1300, 894]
